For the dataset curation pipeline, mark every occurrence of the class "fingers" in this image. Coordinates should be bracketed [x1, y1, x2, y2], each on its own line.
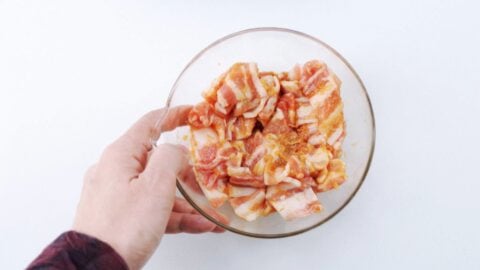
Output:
[141, 144, 189, 185]
[157, 105, 193, 134]
[166, 212, 219, 234]
[172, 197, 196, 214]
[99, 106, 192, 177]
[123, 105, 192, 151]
[170, 198, 227, 234]
[178, 164, 203, 194]
[203, 208, 229, 230]
[212, 226, 226, 233]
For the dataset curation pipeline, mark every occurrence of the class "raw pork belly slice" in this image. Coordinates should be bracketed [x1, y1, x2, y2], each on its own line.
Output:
[228, 186, 270, 221]
[266, 183, 322, 220]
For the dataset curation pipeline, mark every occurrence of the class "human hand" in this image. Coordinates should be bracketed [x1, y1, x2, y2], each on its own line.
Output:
[73, 106, 224, 270]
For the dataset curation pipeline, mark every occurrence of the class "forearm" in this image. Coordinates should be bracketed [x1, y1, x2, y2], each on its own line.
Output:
[27, 231, 128, 270]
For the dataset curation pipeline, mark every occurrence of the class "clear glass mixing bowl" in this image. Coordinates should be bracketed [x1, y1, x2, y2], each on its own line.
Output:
[158, 27, 375, 238]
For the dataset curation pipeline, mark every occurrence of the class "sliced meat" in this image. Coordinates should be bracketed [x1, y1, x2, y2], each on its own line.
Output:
[226, 116, 256, 140]
[305, 146, 331, 173]
[296, 98, 317, 126]
[280, 80, 302, 97]
[315, 159, 346, 192]
[227, 183, 257, 198]
[266, 183, 322, 220]
[229, 188, 267, 221]
[190, 128, 219, 163]
[318, 103, 345, 146]
[234, 98, 260, 117]
[263, 109, 291, 135]
[214, 63, 268, 116]
[243, 97, 267, 118]
[198, 178, 229, 208]
[288, 64, 302, 81]
[202, 71, 226, 104]
[215, 84, 237, 115]
[257, 95, 278, 126]
[188, 60, 347, 221]
[302, 67, 329, 97]
[257, 74, 280, 125]
[227, 166, 265, 188]
[188, 102, 215, 128]
[277, 93, 296, 127]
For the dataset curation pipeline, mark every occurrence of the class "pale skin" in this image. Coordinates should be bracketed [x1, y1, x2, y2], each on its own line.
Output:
[73, 106, 224, 270]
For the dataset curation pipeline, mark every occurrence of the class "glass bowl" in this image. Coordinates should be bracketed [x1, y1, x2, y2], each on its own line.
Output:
[158, 27, 375, 238]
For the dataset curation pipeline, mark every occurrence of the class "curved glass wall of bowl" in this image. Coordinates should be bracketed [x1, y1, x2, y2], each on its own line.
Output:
[157, 28, 375, 238]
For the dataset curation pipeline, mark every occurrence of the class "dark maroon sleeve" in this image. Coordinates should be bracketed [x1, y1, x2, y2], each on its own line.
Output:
[27, 231, 129, 270]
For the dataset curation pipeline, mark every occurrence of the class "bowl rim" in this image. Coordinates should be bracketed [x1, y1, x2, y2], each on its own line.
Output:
[165, 27, 376, 239]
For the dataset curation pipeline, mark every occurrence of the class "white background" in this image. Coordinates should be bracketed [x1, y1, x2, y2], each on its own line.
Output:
[1, 0, 479, 269]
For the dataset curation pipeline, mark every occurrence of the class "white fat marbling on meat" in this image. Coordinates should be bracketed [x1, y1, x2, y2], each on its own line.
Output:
[309, 81, 336, 107]
[191, 128, 218, 146]
[225, 77, 245, 101]
[306, 147, 330, 171]
[308, 133, 326, 145]
[227, 166, 252, 176]
[327, 126, 344, 146]
[267, 187, 321, 220]
[230, 190, 265, 221]
[297, 103, 313, 118]
[243, 97, 267, 118]
[227, 184, 257, 197]
[198, 181, 228, 208]
[249, 63, 267, 97]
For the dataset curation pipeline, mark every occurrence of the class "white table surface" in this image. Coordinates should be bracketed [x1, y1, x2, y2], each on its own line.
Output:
[1, 1, 479, 269]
